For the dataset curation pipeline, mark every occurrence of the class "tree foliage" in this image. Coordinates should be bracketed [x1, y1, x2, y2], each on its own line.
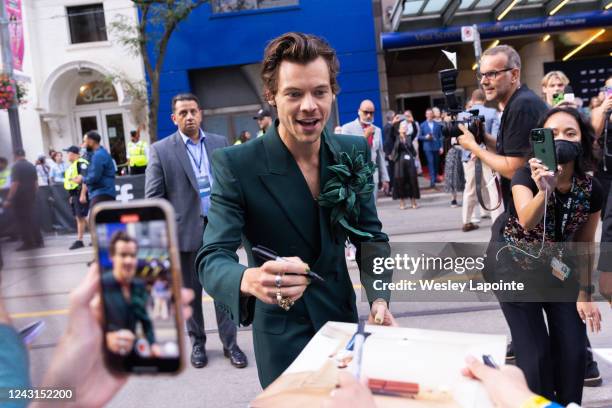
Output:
[110, 0, 210, 141]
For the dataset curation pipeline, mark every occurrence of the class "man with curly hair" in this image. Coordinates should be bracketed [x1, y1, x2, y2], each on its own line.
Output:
[197, 32, 395, 388]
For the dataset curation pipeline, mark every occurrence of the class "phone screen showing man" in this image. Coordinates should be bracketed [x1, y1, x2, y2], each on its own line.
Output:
[95, 204, 183, 374]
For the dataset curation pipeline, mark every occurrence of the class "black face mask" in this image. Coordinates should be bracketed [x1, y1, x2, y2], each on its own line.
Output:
[86, 146, 93, 152]
[555, 140, 582, 165]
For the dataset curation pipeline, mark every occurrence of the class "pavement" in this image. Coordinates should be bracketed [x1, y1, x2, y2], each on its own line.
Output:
[1, 188, 611, 408]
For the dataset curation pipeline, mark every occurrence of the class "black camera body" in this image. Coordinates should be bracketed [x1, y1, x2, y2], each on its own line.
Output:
[438, 68, 485, 145]
[441, 109, 486, 145]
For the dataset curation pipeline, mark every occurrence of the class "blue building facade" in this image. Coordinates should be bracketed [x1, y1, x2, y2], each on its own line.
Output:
[149, 0, 382, 140]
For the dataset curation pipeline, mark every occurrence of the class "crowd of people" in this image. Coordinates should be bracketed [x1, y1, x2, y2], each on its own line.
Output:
[0, 31, 611, 408]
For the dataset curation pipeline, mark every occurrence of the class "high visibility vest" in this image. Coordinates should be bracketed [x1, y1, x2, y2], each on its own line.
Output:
[128, 140, 148, 167]
[0, 168, 9, 189]
[64, 158, 88, 191]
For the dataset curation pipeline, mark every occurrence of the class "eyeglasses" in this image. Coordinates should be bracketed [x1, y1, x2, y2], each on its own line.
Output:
[476, 68, 514, 81]
[360, 110, 375, 115]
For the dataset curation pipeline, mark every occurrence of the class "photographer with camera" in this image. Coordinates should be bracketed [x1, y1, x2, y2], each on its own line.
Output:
[461, 89, 502, 232]
[457, 45, 547, 213]
[456, 44, 547, 381]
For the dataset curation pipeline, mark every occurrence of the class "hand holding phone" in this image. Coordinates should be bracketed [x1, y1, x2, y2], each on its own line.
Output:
[529, 158, 557, 195]
[531, 128, 557, 172]
[552, 93, 564, 106]
[36, 262, 195, 407]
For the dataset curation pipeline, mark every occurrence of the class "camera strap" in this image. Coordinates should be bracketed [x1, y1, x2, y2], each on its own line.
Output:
[603, 112, 611, 172]
[475, 158, 502, 211]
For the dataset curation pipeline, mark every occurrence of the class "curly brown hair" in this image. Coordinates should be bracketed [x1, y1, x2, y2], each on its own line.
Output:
[261, 32, 340, 101]
[109, 231, 138, 256]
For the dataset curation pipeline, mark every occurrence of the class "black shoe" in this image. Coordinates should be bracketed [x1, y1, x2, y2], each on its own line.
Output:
[191, 343, 208, 368]
[585, 359, 602, 387]
[451, 199, 458, 208]
[69, 240, 84, 250]
[223, 346, 248, 368]
[16, 244, 35, 252]
[506, 342, 515, 363]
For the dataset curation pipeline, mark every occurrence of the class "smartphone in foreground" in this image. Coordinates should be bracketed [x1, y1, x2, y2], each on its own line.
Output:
[531, 128, 557, 172]
[91, 199, 184, 374]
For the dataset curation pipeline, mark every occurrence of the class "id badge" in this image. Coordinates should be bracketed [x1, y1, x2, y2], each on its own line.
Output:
[197, 174, 211, 199]
[551, 257, 571, 281]
[403, 154, 411, 160]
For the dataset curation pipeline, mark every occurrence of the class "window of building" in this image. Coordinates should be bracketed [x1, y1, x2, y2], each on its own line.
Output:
[212, 0, 298, 14]
[67, 4, 107, 44]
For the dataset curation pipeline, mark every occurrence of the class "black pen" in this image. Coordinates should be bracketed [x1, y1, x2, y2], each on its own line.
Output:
[252, 245, 325, 282]
[482, 354, 499, 369]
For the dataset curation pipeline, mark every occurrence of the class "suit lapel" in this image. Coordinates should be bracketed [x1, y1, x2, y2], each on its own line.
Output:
[171, 132, 199, 192]
[259, 126, 318, 251]
[317, 129, 338, 250]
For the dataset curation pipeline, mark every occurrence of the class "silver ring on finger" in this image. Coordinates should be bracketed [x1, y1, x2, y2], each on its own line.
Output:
[275, 273, 282, 288]
[276, 290, 282, 304]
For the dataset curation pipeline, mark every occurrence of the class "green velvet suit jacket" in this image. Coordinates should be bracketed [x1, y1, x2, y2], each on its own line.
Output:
[196, 124, 391, 387]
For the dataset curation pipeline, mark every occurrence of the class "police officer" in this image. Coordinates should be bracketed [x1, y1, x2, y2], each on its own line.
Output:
[63, 146, 89, 250]
[126, 130, 148, 175]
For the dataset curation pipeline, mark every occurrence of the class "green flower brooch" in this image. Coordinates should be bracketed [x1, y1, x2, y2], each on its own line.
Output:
[317, 146, 375, 240]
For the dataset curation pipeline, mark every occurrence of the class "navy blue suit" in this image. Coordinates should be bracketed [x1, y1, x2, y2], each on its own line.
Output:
[418, 120, 443, 187]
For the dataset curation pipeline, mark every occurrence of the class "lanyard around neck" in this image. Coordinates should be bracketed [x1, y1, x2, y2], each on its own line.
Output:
[553, 177, 575, 242]
[185, 139, 204, 172]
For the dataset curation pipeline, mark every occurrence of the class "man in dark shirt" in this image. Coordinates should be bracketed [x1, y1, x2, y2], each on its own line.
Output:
[458, 45, 547, 212]
[3, 149, 43, 251]
[457, 44, 546, 378]
[77, 130, 116, 209]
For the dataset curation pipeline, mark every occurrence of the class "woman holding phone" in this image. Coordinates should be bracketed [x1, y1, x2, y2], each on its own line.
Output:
[497, 107, 603, 405]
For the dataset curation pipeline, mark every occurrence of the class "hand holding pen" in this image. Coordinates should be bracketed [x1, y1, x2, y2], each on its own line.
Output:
[462, 355, 538, 408]
[239, 246, 313, 310]
[252, 246, 325, 283]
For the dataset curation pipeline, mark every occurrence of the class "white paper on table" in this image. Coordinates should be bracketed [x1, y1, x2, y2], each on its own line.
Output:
[593, 348, 612, 364]
[360, 328, 505, 408]
[283, 322, 506, 408]
[284, 330, 344, 374]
